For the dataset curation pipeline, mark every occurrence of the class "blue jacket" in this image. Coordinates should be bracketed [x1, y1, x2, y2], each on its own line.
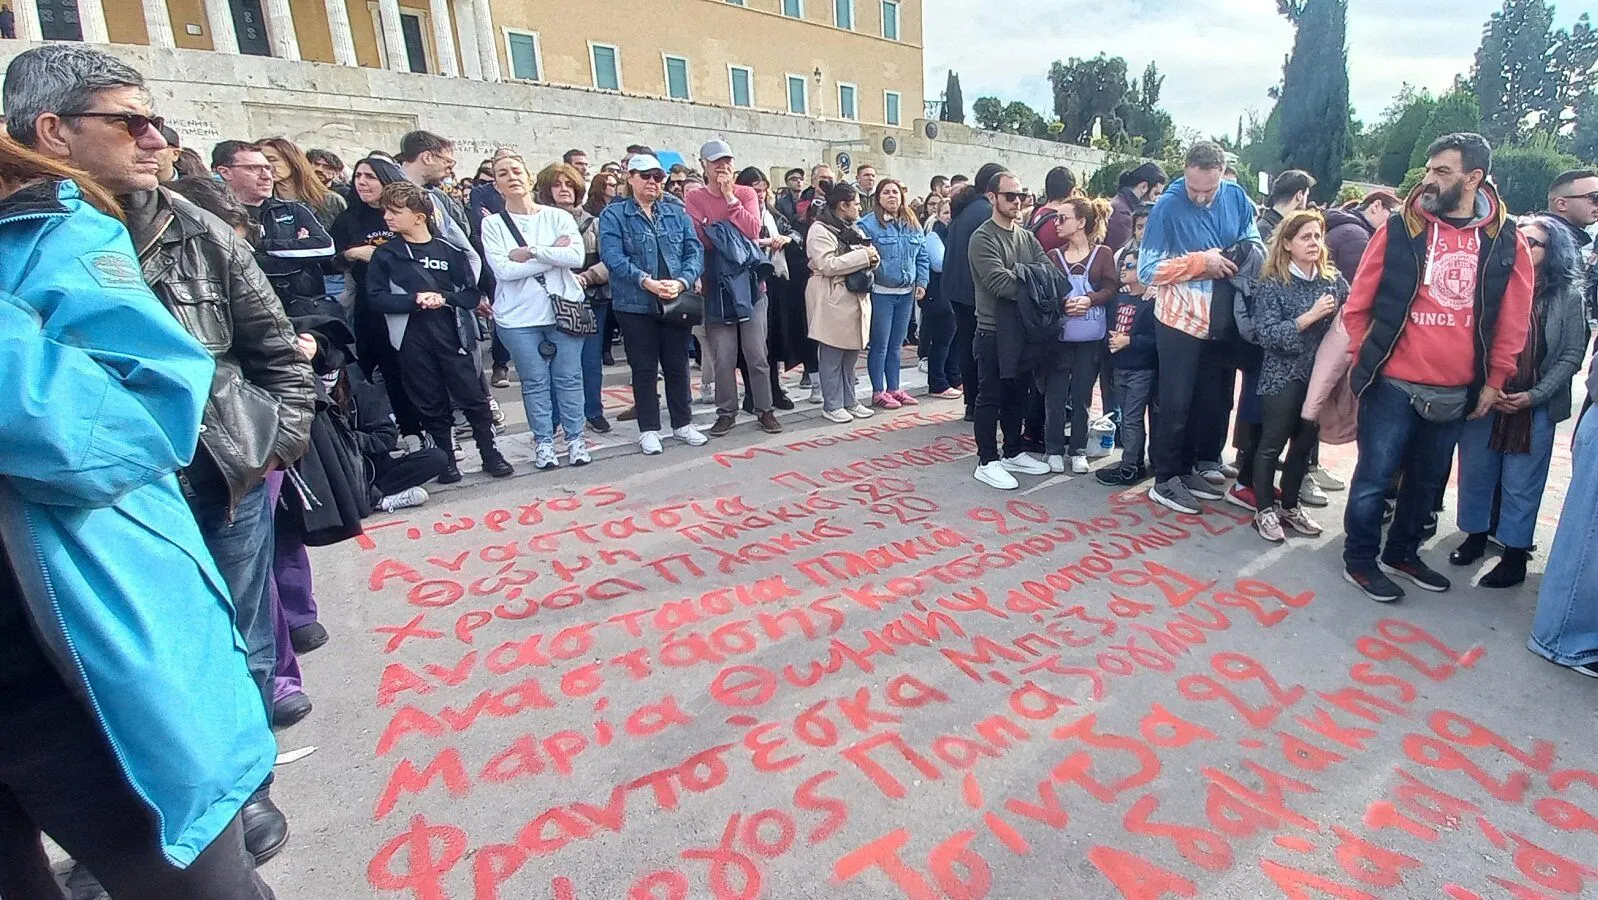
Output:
[599, 197, 705, 315]
[860, 212, 930, 290]
[1138, 177, 1262, 339]
[0, 180, 274, 866]
[704, 219, 763, 324]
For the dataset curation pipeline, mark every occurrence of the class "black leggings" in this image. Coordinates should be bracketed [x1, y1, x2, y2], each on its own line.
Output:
[1253, 381, 1317, 510]
[614, 311, 694, 432]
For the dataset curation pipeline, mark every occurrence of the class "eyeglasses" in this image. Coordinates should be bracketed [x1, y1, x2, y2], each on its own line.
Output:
[636, 171, 666, 183]
[220, 163, 274, 176]
[1558, 191, 1598, 205]
[1523, 235, 1548, 250]
[60, 111, 165, 138]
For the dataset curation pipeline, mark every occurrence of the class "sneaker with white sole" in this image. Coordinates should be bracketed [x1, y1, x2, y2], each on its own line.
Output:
[1196, 465, 1228, 486]
[974, 461, 1020, 490]
[534, 441, 559, 470]
[1568, 662, 1598, 679]
[1149, 476, 1201, 515]
[1225, 483, 1260, 511]
[807, 387, 825, 405]
[639, 431, 664, 455]
[451, 434, 466, 461]
[848, 404, 874, 419]
[378, 486, 428, 512]
[1180, 472, 1223, 501]
[918, 360, 929, 373]
[1278, 506, 1323, 536]
[1254, 506, 1286, 543]
[674, 424, 709, 446]
[1001, 452, 1051, 476]
[1070, 455, 1090, 474]
[1045, 454, 1064, 473]
[1345, 565, 1404, 603]
[1299, 476, 1330, 508]
[1309, 466, 1346, 491]
[1379, 557, 1451, 592]
[489, 397, 505, 428]
[823, 407, 853, 423]
[568, 437, 591, 467]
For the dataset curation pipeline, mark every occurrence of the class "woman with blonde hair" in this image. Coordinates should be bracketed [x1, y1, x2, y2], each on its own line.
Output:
[1041, 195, 1116, 474]
[1247, 209, 1348, 543]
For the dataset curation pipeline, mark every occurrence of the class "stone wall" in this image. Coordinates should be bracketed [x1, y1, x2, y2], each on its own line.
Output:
[0, 42, 1124, 192]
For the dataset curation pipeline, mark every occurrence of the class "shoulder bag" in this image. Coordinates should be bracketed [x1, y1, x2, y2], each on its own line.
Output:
[649, 217, 704, 327]
[498, 211, 597, 336]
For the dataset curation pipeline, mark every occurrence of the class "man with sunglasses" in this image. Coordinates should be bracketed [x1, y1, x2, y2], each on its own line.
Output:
[1545, 170, 1597, 252]
[4, 43, 315, 877]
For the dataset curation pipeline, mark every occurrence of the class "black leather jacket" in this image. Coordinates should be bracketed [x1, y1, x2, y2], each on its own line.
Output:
[124, 187, 316, 511]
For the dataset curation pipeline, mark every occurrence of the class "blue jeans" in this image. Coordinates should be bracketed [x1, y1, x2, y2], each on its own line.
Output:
[499, 324, 585, 444]
[1457, 407, 1555, 549]
[547, 303, 610, 426]
[919, 295, 959, 393]
[189, 478, 276, 720]
[1528, 409, 1598, 667]
[1342, 378, 1465, 568]
[867, 291, 915, 393]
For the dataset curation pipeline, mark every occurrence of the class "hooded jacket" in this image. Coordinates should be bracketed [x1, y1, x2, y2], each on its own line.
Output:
[1323, 207, 1376, 284]
[1344, 181, 1534, 406]
[1106, 187, 1140, 253]
[249, 195, 336, 318]
[124, 186, 317, 512]
[0, 180, 275, 867]
[1138, 177, 1264, 340]
[942, 193, 992, 308]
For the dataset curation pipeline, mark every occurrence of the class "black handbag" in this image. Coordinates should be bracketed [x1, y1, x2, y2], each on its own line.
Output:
[498, 211, 596, 336]
[845, 269, 874, 294]
[657, 288, 705, 328]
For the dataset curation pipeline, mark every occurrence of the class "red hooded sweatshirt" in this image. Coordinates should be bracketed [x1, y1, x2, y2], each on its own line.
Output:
[1343, 186, 1533, 391]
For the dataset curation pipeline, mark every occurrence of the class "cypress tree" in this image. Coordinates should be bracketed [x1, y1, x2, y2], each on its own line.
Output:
[942, 72, 965, 124]
[1276, 0, 1352, 203]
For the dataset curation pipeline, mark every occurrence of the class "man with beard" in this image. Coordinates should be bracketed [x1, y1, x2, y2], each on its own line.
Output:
[1340, 133, 1534, 603]
[1105, 162, 1166, 253]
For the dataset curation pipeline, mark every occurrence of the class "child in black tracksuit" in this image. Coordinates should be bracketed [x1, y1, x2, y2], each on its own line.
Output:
[366, 182, 513, 482]
[1096, 244, 1158, 486]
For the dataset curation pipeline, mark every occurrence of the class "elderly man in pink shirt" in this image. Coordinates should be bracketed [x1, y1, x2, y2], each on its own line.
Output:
[684, 138, 781, 436]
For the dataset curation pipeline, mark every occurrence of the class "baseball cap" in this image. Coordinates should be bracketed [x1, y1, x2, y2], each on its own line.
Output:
[626, 154, 664, 174]
[699, 139, 734, 162]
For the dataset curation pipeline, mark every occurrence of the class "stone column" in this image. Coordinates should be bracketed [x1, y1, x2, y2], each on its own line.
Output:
[78, 0, 110, 43]
[260, 0, 301, 59]
[203, 0, 239, 53]
[13, 0, 41, 41]
[469, 0, 499, 81]
[452, 0, 482, 80]
[376, 0, 409, 72]
[140, 0, 176, 49]
[323, 0, 358, 66]
[426, 0, 458, 76]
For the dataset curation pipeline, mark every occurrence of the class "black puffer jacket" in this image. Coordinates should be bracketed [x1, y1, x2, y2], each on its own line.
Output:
[124, 187, 316, 512]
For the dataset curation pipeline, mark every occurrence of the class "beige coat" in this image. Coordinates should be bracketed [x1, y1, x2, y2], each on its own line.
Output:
[805, 220, 874, 350]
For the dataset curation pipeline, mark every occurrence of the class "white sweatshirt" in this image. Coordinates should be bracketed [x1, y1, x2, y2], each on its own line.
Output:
[480, 206, 585, 328]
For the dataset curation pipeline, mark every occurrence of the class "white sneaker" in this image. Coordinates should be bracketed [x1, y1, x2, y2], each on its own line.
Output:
[1000, 452, 1051, 476]
[847, 404, 874, 419]
[639, 431, 664, 455]
[378, 486, 428, 512]
[568, 437, 591, 467]
[534, 441, 559, 470]
[489, 397, 505, 428]
[974, 461, 1020, 490]
[674, 424, 709, 446]
[1047, 454, 1066, 473]
[1070, 455, 1090, 475]
[823, 408, 853, 423]
[399, 434, 423, 454]
[695, 390, 715, 406]
[451, 434, 465, 461]
[807, 387, 824, 405]
[918, 359, 929, 373]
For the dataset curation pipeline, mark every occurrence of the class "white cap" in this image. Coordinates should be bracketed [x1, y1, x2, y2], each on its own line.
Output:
[626, 154, 664, 174]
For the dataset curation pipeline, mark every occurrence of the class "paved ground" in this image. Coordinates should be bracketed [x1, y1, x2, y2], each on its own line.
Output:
[258, 360, 1598, 900]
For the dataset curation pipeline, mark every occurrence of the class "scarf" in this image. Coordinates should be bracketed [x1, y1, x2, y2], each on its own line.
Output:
[1489, 287, 1547, 454]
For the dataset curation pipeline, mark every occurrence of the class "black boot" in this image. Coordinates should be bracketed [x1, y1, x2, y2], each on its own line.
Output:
[241, 794, 289, 864]
[1478, 547, 1529, 589]
[430, 429, 462, 483]
[1449, 532, 1489, 566]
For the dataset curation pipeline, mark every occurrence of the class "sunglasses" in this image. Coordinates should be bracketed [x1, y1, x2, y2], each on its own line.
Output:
[996, 191, 1026, 203]
[636, 171, 666, 183]
[668, 179, 687, 187]
[1558, 191, 1598, 205]
[1522, 235, 1548, 250]
[61, 111, 165, 138]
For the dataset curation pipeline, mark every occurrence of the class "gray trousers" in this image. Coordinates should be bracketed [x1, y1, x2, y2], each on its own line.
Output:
[708, 294, 773, 415]
[1114, 367, 1156, 469]
[818, 343, 861, 413]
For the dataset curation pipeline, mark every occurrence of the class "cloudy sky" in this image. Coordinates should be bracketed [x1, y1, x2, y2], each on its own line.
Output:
[921, 0, 1585, 138]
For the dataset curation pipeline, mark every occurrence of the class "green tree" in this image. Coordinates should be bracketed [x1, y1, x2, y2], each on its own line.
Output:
[1409, 85, 1484, 169]
[1276, 0, 1352, 203]
[1086, 157, 1138, 198]
[941, 71, 965, 124]
[1379, 95, 1435, 186]
[1474, 2, 1598, 144]
[1002, 101, 1049, 138]
[1048, 54, 1132, 144]
[1493, 144, 1584, 213]
[972, 96, 1004, 131]
[1575, 100, 1598, 162]
[1398, 166, 1427, 197]
[1123, 62, 1175, 157]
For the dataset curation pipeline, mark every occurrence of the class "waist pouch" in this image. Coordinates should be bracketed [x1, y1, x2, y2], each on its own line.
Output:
[1387, 377, 1468, 424]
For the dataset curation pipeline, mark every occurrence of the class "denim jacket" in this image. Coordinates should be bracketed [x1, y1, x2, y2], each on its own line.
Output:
[599, 197, 705, 315]
[859, 212, 930, 291]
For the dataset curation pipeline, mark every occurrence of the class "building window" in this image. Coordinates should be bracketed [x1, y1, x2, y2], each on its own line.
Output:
[726, 0, 745, 4]
[663, 54, 691, 100]
[787, 74, 808, 115]
[728, 65, 754, 108]
[782, 0, 803, 16]
[834, 0, 853, 30]
[590, 43, 621, 91]
[881, 0, 899, 39]
[884, 90, 901, 126]
[504, 30, 542, 81]
[838, 82, 857, 120]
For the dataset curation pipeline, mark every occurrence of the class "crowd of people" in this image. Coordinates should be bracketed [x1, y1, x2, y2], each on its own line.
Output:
[0, 40, 1597, 899]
